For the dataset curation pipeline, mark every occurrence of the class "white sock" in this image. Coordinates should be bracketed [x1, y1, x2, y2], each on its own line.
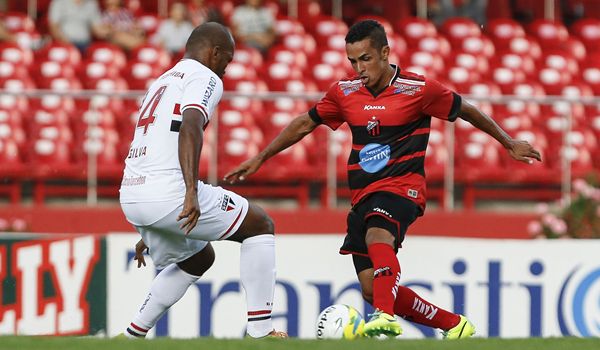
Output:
[240, 234, 276, 338]
[125, 263, 199, 338]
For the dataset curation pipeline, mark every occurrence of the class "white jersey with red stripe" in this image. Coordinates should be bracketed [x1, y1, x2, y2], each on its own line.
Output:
[119, 59, 222, 204]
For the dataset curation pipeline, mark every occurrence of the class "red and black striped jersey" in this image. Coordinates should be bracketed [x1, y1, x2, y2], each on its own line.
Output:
[309, 65, 461, 211]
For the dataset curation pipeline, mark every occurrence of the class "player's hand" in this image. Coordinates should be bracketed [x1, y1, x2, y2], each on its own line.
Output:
[507, 140, 542, 164]
[134, 239, 148, 268]
[177, 192, 200, 235]
[223, 157, 263, 184]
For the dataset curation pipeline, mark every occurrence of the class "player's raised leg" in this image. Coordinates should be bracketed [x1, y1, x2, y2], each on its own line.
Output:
[356, 258, 475, 339]
[227, 203, 287, 339]
[361, 227, 403, 337]
[125, 244, 215, 338]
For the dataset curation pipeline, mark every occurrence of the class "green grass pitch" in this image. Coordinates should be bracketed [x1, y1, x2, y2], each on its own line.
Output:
[0, 337, 599, 350]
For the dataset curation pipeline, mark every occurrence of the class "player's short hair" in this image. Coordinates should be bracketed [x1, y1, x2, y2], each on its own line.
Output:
[185, 22, 233, 53]
[345, 20, 388, 50]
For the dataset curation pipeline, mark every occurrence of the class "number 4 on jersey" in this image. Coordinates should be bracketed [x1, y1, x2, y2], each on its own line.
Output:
[137, 85, 167, 135]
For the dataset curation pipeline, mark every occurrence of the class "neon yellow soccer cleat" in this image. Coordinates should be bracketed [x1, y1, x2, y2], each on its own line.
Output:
[363, 309, 403, 338]
[442, 315, 476, 339]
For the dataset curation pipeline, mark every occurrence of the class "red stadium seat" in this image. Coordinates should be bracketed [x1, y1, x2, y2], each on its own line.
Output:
[86, 42, 127, 70]
[121, 61, 161, 90]
[267, 45, 309, 69]
[571, 18, 600, 53]
[396, 17, 437, 48]
[538, 67, 573, 95]
[264, 62, 304, 91]
[0, 61, 30, 81]
[136, 13, 161, 36]
[404, 51, 445, 76]
[223, 61, 257, 81]
[445, 51, 489, 76]
[36, 42, 81, 67]
[1, 12, 35, 33]
[232, 45, 263, 67]
[485, 19, 526, 49]
[0, 42, 33, 67]
[528, 19, 570, 49]
[446, 66, 481, 93]
[310, 16, 348, 47]
[459, 35, 495, 58]
[281, 33, 317, 56]
[441, 17, 482, 48]
[416, 36, 452, 58]
[130, 44, 171, 71]
[492, 51, 536, 78]
[275, 16, 306, 36]
[507, 35, 542, 60]
[312, 63, 347, 91]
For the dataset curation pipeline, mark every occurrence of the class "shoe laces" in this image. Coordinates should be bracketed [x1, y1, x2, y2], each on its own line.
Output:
[367, 309, 383, 321]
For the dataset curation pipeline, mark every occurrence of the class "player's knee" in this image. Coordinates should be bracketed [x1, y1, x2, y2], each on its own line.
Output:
[261, 214, 275, 235]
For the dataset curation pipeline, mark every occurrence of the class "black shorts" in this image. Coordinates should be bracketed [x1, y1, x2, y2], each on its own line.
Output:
[339, 192, 421, 273]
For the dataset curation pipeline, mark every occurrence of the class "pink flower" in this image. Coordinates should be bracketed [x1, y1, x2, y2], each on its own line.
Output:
[527, 221, 542, 235]
[542, 213, 558, 226]
[11, 218, 27, 232]
[573, 178, 587, 193]
[535, 203, 549, 215]
[551, 219, 567, 235]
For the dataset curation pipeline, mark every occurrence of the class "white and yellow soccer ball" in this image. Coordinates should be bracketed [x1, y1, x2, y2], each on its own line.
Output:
[315, 304, 365, 340]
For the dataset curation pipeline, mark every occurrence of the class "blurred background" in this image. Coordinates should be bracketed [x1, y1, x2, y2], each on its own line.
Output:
[0, 0, 599, 339]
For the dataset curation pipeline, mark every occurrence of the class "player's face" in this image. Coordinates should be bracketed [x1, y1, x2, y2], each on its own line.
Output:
[346, 38, 390, 89]
[212, 44, 234, 79]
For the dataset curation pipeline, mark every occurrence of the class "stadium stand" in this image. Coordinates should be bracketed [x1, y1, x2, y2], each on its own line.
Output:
[0, 0, 598, 209]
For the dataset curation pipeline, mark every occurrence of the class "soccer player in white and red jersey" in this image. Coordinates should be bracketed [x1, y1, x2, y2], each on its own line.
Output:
[119, 22, 287, 339]
[225, 20, 542, 339]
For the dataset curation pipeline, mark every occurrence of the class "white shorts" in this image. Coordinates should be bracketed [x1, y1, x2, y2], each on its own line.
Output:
[121, 183, 249, 270]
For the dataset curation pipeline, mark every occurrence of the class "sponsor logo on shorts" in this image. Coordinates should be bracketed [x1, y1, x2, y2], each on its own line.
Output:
[220, 194, 236, 212]
[373, 207, 392, 218]
[364, 105, 386, 110]
[408, 189, 418, 198]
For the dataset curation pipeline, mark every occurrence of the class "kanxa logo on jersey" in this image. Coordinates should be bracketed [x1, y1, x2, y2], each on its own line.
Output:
[366, 116, 380, 136]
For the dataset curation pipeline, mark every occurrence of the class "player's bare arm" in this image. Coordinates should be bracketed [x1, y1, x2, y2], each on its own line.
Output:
[224, 113, 318, 183]
[177, 108, 205, 235]
[134, 239, 148, 268]
[458, 99, 542, 164]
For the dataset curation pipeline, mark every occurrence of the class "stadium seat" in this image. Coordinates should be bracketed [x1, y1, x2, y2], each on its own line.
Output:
[232, 45, 263, 67]
[309, 16, 348, 47]
[36, 42, 81, 67]
[130, 44, 171, 71]
[86, 42, 127, 70]
[492, 51, 537, 78]
[445, 51, 488, 76]
[571, 18, 600, 53]
[459, 35, 495, 59]
[136, 13, 161, 36]
[223, 61, 257, 81]
[121, 61, 160, 90]
[507, 35, 542, 60]
[0, 42, 33, 67]
[486, 18, 526, 49]
[441, 17, 482, 48]
[0, 61, 30, 81]
[267, 45, 309, 70]
[275, 16, 306, 36]
[396, 17, 437, 48]
[528, 19, 570, 49]
[2, 12, 35, 33]
[312, 63, 347, 91]
[281, 33, 317, 57]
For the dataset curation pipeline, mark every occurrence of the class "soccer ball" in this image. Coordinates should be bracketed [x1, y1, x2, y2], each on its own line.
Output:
[315, 304, 365, 340]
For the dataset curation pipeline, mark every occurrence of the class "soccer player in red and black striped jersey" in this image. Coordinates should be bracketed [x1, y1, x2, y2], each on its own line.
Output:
[225, 20, 541, 338]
